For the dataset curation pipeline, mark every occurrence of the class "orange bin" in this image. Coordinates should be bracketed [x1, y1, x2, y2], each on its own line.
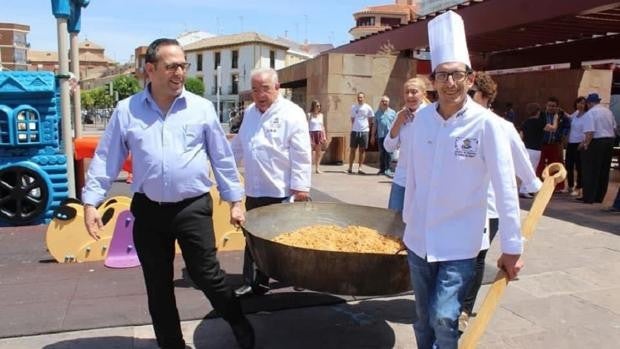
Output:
[74, 136, 133, 197]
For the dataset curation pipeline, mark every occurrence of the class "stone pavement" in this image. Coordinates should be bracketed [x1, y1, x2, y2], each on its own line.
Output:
[0, 164, 619, 349]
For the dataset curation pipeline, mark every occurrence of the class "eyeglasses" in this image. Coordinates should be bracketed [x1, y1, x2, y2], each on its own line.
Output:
[162, 62, 191, 72]
[433, 71, 470, 82]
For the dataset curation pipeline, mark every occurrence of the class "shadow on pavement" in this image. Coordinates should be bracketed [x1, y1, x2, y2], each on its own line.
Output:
[519, 194, 619, 236]
[42, 337, 159, 348]
[193, 298, 404, 349]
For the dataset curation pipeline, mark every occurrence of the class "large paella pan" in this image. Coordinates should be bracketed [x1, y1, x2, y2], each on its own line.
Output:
[241, 202, 410, 296]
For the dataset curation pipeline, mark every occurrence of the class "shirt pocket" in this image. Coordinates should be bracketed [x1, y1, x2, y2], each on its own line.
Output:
[183, 123, 205, 150]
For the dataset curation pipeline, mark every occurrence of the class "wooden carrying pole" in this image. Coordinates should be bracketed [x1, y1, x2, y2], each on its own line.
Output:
[459, 162, 567, 349]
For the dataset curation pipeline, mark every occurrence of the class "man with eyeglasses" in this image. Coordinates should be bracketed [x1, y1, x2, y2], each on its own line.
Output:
[400, 12, 523, 348]
[230, 68, 312, 298]
[82, 38, 255, 349]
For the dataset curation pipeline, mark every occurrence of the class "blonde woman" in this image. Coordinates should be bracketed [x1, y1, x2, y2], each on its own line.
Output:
[383, 77, 430, 212]
[307, 99, 326, 173]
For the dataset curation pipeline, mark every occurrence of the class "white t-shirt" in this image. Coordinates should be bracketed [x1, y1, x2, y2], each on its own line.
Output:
[350, 103, 374, 132]
[307, 113, 324, 132]
[567, 111, 588, 143]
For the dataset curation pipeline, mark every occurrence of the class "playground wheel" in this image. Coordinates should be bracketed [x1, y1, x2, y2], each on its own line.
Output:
[0, 166, 49, 224]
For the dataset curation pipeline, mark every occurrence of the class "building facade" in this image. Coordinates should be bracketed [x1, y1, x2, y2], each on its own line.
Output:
[27, 39, 115, 78]
[349, 0, 417, 40]
[0, 23, 30, 71]
[183, 32, 289, 123]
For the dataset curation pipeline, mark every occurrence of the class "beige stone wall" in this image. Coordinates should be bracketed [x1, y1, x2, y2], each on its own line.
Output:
[297, 53, 416, 163]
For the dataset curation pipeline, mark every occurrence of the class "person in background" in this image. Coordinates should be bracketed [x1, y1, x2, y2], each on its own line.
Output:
[231, 68, 312, 297]
[402, 11, 523, 348]
[348, 92, 375, 174]
[565, 96, 588, 198]
[579, 93, 617, 204]
[537, 96, 569, 191]
[383, 78, 429, 212]
[375, 96, 397, 175]
[460, 71, 541, 330]
[307, 99, 326, 174]
[504, 102, 516, 124]
[520, 103, 547, 199]
[82, 38, 254, 349]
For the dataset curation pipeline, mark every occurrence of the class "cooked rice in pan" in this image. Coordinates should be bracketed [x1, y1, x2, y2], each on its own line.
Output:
[272, 224, 405, 254]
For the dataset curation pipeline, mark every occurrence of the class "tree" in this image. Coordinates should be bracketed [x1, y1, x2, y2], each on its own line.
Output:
[112, 75, 141, 100]
[185, 76, 205, 96]
[80, 89, 95, 110]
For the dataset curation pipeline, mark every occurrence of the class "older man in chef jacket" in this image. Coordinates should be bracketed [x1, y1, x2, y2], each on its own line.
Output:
[400, 11, 524, 348]
[230, 68, 312, 297]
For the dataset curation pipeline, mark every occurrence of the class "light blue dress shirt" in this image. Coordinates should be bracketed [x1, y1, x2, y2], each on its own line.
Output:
[82, 86, 244, 206]
[375, 107, 396, 139]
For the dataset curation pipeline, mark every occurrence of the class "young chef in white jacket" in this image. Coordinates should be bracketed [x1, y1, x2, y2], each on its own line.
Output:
[459, 71, 542, 329]
[401, 11, 524, 348]
[230, 68, 312, 297]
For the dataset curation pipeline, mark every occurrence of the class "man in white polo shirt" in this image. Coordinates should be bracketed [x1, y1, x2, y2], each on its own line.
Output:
[348, 92, 375, 174]
[401, 11, 524, 348]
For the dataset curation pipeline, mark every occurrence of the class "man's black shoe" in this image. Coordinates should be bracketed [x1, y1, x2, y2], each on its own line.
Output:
[234, 285, 254, 297]
[229, 316, 255, 349]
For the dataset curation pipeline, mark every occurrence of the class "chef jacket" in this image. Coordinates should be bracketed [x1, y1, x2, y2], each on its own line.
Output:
[483, 116, 541, 250]
[231, 96, 312, 198]
[402, 98, 523, 262]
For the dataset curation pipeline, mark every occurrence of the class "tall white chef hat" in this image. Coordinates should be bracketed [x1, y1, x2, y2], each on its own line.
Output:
[428, 10, 471, 71]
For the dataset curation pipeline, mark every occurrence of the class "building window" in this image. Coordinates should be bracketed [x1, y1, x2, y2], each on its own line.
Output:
[213, 76, 218, 95]
[14, 108, 40, 144]
[232, 50, 238, 69]
[269, 50, 275, 69]
[14, 49, 27, 65]
[196, 53, 203, 71]
[380, 17, 401, 27]
[0, 107, 10, 145]
[357, 17, 375, 27]
[214, 51, 221, 69]
[231, 74, 239, 94]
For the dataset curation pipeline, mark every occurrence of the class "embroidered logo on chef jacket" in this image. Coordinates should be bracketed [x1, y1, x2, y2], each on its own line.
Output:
[267, 117, 281, 133]
[454, 137, 479, 158]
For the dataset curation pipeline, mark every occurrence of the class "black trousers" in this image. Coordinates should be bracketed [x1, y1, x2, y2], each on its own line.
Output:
[565, 142, 582, 189]
[462, 218, 499, 315]
[131, 192, 242, 349]
[581, 137, 614, 203]
[242, 196, 285, 288]
[378, 137, 391, 173]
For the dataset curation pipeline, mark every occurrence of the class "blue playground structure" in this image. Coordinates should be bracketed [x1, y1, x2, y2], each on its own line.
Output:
[0, 72, 69, 226]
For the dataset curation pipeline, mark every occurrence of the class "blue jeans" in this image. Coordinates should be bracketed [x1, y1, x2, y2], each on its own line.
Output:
[407, 249, 476, 349]
[388, 183, 405, 212]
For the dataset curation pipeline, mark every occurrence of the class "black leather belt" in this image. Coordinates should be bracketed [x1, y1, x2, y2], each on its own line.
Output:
[135, 192, 207, 207]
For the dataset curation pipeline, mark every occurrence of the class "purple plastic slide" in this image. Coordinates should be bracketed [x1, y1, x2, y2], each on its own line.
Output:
[104, 210, 140, 268]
